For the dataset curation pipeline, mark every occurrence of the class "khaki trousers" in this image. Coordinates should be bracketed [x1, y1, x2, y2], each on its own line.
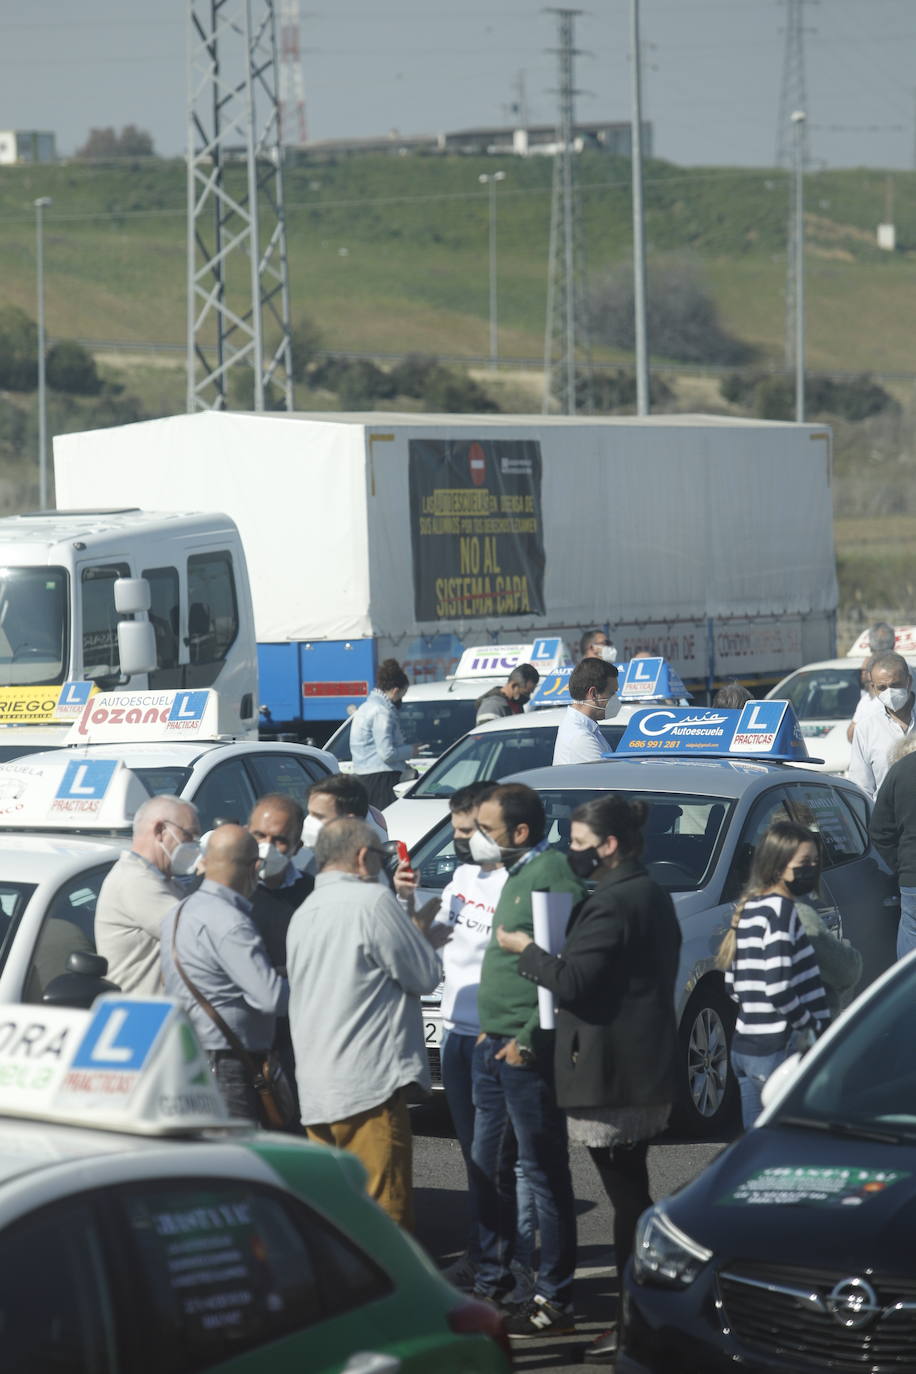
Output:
[306, 1088, 414, 1229]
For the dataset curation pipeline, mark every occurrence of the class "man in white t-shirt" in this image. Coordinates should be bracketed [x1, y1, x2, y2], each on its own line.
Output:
[552, 657, 618, 766]
[394, 780, 534, 1293]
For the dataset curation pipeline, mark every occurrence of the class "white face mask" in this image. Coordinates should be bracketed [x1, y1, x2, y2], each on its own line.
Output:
[301, 814, 323, 850]
[168, 838, 202, 877]
[470, 829, 506, 865]
[879, 685, 910, 712]
[598, 645, 618, 664]
[257, 841, 288, 881]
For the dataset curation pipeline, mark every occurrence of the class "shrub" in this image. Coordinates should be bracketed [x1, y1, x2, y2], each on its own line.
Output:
[45, 340, 102, 396]
[420, 368, 499, 413]
[591, 260, 756, 366]
[289, 315, 324, 383]
[0, 307, 38, 391]
[390, 353, 441, 398]
[589, 369, 673, 413]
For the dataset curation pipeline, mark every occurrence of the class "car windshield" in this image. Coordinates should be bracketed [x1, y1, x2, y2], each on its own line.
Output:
[325, 698, 480, 763]
[411, 786, 729, 894]
[0, 567, 68, 687]
[0, 881, 38, 975]
[774, 966, 916, 1140]
[775, 667, 862, 721]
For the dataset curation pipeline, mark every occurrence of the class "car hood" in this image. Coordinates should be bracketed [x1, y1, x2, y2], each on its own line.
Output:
[383, 796, 448, 850]
[666, 1125, 916, 1273]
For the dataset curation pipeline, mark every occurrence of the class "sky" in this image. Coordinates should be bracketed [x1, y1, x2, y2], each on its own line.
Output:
[1, 0, 915, 169]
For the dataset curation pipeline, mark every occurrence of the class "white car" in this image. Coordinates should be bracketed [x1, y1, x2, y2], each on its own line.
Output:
[767, 656, 916, 775]
[384, 707, 628, 850]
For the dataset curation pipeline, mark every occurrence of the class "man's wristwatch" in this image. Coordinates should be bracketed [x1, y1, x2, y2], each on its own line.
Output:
[516, 1044, 536, 1065]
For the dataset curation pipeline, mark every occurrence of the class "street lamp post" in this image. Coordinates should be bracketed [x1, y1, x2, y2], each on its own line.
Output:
[479, 171, 506, 369]
[791, 110, 806, 423]
[34, 196, 52, 509]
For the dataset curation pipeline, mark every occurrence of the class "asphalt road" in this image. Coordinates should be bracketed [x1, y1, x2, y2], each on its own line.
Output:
[411, 1098, 731, 1373]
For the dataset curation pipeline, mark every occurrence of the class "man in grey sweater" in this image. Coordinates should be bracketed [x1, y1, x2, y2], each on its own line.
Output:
[287, 817, 441, 1228]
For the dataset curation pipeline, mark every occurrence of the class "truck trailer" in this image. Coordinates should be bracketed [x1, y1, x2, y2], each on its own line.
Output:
[53, 411, 837, 741]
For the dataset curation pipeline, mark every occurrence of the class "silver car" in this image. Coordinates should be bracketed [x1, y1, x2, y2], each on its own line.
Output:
[409, 755, 898, 1137]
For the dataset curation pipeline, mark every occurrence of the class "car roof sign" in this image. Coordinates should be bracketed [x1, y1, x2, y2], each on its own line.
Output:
[618, 700, 815, 762]
[451, 640, 572, 681]
[0, 755, 148, 831]
[0, 996, 235, 1135]
[66, 688, 221, 744]
[532, 667, 574, 707]
[618, 657, 692, 702]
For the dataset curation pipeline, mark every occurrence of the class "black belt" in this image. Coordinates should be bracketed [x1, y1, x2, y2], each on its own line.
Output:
[208, 1047, 269, 1062]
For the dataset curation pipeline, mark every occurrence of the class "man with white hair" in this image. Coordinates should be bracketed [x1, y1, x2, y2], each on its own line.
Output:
[95, 794, 201, 993]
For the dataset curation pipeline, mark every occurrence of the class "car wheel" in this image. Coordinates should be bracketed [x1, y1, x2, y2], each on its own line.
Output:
[672, 980, 738, 1138]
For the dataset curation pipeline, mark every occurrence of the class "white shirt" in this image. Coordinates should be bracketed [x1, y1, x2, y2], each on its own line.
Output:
[433, 863, 508, 1036]
[847, 697, 916, 798]
[552, 705, 614, 766]
[852, 691, 876, 725]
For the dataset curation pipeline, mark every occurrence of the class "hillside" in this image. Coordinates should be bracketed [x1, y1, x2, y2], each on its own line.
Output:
[0, 154, 915, 372]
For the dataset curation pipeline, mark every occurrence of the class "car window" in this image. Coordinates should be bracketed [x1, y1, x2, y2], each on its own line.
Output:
[722, 787, 793, 901]
[190, 759, 257, 829]
[775, 667, 861, 721]
[837, 784, 870, 838]
[23, 862, 114, 1003]
[412, 728, 560, 799]
[116, 1179, 391, 1372]
[247, 753, 321, 806]
[325, 719, 351, 763]
[132, 766, 193, 797]
[785, 781, 868, 867]
[0, 1200, 115, 1372]
[0, 881, 37, 978]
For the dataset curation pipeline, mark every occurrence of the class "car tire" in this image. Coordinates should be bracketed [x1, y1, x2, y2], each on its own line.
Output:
[672, 979, 739, 1138]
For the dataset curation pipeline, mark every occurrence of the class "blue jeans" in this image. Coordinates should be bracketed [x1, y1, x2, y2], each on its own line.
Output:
[470, 1034, 576, 1306]
[731, 1048, 789, 1128]
[441, 1030, 536, 1267]
[897, 887, 916, 959]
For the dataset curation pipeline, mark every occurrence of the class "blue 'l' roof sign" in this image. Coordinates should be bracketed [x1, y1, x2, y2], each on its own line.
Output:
[532, 667, 574, 707]
[619, 657, 691, 702]
[618, 700, 811, 762]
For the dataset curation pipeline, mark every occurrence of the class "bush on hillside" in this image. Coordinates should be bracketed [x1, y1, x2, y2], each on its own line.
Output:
[389, 353, 442, 398]
[76, 125, 155, 159]
[590, 369, 673, 413]
[46, 340, 102, 396]
[590, 261, 756, 366]
[289, 315, 325, 382]
[0, 307, 38, 391]
[420, 367, 499, 413]
[721, 370, 897, 423]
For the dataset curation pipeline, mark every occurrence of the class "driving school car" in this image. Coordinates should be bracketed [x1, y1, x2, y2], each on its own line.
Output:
[326, 637, 572, 778]
[386, 657, 688, 851]
[618, 948, 916, 1374]
[0, 996, 511, 1374]
[410, 701, 898, 1134]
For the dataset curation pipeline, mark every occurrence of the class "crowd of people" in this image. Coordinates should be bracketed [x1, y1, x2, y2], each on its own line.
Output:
[86, 625, 915, 1358]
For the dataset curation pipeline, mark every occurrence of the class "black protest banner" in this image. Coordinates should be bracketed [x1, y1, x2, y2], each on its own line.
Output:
[408, 438, 545, 622]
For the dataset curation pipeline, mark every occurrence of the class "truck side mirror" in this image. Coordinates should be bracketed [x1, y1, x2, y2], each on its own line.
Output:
[114, 577, 151, 615]
[118, 619, 158, 677]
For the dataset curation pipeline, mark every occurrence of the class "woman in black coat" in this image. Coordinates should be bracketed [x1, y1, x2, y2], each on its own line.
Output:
[497, 794, 682, 1360]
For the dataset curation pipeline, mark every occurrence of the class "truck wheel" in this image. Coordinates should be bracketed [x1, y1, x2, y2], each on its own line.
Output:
[672, 980, 738, 1138]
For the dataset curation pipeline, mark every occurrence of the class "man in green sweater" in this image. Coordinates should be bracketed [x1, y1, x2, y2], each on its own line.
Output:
[470, 782, 584, 1338]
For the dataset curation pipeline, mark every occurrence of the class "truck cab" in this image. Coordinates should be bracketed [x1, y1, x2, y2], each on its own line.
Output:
[0, 509, 257, 740]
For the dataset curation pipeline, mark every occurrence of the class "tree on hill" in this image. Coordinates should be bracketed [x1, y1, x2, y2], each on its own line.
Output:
[75, 125, 155, 159]
[0, 307, 38, 391]
[590, 259, 755, 366]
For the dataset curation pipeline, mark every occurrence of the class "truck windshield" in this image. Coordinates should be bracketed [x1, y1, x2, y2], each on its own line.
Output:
[0, 568, 68, 686]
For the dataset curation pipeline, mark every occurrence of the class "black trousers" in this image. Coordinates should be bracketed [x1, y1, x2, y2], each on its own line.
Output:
[358, 770, 401, 809]
[587, 1138, 652, 1322]
[207, 1052, 260, 1123]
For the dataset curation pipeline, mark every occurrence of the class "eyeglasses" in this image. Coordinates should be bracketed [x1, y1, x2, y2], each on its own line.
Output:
[167, 821, 198, 843]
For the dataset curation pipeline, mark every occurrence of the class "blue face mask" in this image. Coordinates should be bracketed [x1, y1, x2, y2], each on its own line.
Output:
[172, 872, 200, 891]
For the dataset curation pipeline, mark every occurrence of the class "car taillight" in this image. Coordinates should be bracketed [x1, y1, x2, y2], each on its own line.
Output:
[447, 1299, 513, 1364]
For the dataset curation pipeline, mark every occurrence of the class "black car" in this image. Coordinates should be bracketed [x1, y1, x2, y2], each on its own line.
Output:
[619, 951, 916, 1373]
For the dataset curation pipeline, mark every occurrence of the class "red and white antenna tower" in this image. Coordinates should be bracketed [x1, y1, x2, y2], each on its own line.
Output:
[278, 0, 308, 146]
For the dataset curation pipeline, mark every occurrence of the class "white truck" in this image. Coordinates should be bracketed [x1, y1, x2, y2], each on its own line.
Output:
[0, 509, 258, 747]
[53, 411, 838, 742]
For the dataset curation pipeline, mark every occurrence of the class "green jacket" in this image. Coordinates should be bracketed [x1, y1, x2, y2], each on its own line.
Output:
[477, 847, 585, 1049]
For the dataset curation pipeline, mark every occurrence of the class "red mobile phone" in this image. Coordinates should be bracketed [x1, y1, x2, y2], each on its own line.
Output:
[396, 839, 415, 879]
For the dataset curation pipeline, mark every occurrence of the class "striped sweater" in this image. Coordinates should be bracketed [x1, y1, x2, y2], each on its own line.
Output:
[726, 894, 830, 1055]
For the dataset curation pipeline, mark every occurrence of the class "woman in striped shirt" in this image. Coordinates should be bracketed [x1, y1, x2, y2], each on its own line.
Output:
[717, 820, 830, 1127]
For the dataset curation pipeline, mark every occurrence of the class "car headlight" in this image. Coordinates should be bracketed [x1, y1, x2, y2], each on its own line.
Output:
[632, 1207, 712, 1289]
